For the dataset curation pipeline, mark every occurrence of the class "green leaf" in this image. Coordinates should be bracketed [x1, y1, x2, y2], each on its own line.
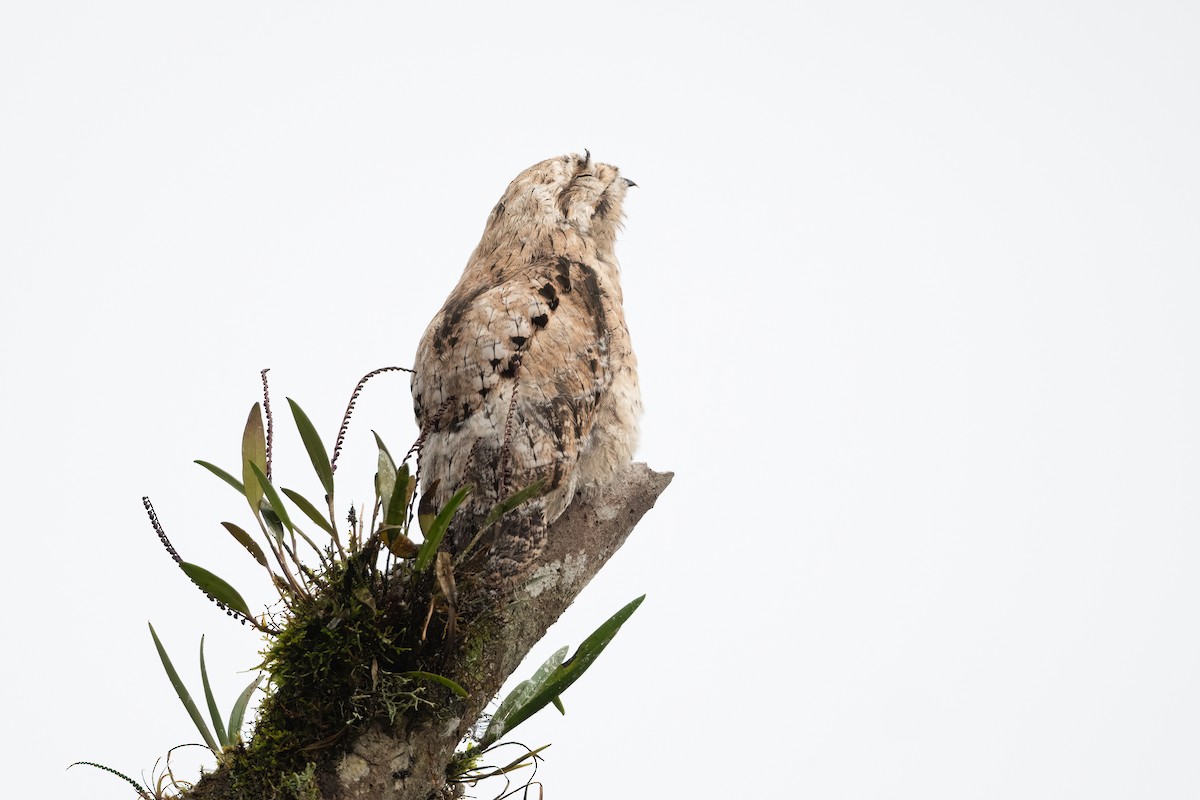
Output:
[401, 671, 469, 698]
[414, 485, 471, 573]
[552, 696, 565, 715]
[372, 431, 398, 468]
[373, 434, 412, 545]
[374, 432, 398, 514]
[222, 522, 269, 567]
[227, 674, 263, 744]
[490, 678, 531, 737]
[195, 460, 245, 494]
[148, 622, 219, 754]
[281, 488, 335, 535]
[180, 562, 253, 620]
[200, 636, 230, 749]
[241, 403, 267, 511]
[287, 398, 335, 497]
[558, 593, 645, 676]
[483, 595, 645, 745]
[261, 504, 286, 542]
[486, 647, 568, 745]
[385, 464, 412, 531]
[248, 462, 295, 534]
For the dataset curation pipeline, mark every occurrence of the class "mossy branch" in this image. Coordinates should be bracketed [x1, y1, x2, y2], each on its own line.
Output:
[184, 462, 672, 800]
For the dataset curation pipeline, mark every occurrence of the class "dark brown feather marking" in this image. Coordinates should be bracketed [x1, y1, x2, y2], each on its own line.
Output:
[434, 285, 488, 355]
[538, 282, 559, 310]
[573, 260, 608, 343]
[555, 257, 573, 292]
[499, 354, 522, 379]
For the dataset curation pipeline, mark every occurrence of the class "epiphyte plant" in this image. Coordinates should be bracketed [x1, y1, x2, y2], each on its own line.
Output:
[76, 367, 645, 798]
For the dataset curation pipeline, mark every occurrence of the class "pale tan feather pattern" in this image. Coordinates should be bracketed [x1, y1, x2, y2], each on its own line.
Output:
[412, 153, 641, 583]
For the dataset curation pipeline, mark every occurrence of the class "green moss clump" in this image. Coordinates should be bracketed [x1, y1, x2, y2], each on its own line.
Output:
[192, 552, 468, 798]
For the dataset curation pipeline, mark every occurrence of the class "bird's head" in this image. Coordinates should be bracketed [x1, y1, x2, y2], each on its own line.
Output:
[478, 151, 634, 258]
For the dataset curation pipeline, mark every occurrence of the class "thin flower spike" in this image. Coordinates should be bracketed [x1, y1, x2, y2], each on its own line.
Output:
[67, 762, 154, 799]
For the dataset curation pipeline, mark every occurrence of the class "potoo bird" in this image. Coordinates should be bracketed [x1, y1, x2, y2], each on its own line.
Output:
[412, 152, 642, 586]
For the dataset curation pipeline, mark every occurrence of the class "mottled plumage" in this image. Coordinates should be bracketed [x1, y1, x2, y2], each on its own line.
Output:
[412, 152, 641, 584]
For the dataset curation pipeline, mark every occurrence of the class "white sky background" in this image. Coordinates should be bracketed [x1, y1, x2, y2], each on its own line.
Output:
[2, 2, 1198, 798]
